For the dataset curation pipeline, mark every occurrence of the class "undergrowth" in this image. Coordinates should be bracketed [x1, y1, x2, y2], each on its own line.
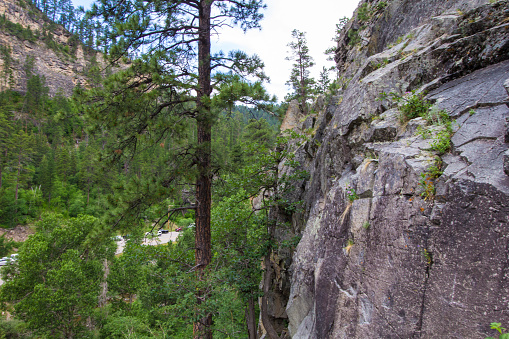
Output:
[379, 90, 454, 155]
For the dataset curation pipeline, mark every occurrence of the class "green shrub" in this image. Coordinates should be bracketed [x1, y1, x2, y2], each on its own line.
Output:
[398, 91, 432, 122]
[0, 15, 37, 42]
[429, 128, 452, 155]
[376, 1, 388, 11]
[345, 184, 359, 202]
[486, 322, 509, 339]
[418, 158, 443, 200]
[347, 29, 361, 46]
[357, 3, 372, 22]
[175, 217, 194, 227]
[101, 316, 152, 338]
[378, 90, 432, 122]
[0, 318, 30, 338]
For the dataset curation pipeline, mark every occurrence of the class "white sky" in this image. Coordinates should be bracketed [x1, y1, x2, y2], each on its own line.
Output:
[72, 0, 361, 101]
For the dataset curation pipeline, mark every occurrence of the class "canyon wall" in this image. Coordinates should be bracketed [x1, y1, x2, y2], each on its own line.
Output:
[0, 0, 104, 96]
[272, 0, 509, 338]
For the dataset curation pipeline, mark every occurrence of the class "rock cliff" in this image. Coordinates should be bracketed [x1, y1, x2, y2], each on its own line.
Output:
[0, 0, 103, 96]
[273, 0, 509, 338]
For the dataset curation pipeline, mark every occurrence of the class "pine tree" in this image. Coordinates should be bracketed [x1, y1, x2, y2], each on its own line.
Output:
[285, 29, 315, 112]
[39, 153, 55, 203]
[78, 1, 272, 336]
[55, 146, 70, 182]
[0, 92, 16, 190]
[317, 66, 330, 95]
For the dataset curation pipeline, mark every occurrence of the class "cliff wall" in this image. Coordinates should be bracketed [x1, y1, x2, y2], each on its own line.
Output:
[0, 0, 103, 96]
[276, 0, 509, 338]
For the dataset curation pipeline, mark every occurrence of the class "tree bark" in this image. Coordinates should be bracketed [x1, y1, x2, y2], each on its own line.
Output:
[15, 151, 21, 201]
[98, 259, 109, 308]
[193, 1, 213, 338]
[0, 151, 3, 190]
[261, 253, 280, 339]
[246, 296, 258, 339]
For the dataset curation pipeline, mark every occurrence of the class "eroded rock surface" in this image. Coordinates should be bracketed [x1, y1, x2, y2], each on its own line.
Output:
[0, 0, 108, 96]
[273, 0, 509, 338]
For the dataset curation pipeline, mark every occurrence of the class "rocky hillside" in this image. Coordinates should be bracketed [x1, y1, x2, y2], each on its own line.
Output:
[270, 0, 509, 338]
[0, 0, 102, 96]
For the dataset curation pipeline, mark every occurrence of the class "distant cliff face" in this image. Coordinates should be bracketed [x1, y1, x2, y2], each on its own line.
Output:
[0, 0, 102, 96]
[272, 0, 509, 338]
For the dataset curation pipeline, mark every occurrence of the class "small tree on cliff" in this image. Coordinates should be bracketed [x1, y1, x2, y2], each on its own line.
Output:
[77, 0, 271, 337]
[286, 29, 315, 112]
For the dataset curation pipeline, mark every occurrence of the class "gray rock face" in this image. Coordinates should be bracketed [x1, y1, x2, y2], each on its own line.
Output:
[276, 1, 509, 338]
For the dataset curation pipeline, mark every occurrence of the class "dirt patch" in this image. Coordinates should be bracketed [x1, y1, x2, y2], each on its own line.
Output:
[0, 226, 35, 243]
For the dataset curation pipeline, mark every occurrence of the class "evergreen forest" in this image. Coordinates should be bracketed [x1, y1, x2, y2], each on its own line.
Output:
[0, 0, 331, 337]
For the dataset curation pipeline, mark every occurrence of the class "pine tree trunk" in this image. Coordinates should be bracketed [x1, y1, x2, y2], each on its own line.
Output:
[193, 1, 213, 338]
[261, 253, 280, 339]
[15, 151, 21, 201]
[261, 169, 281, 339]
[246, 296, 258, 339]
[98, 259, 109, 307]
[0, 152, 3, 190]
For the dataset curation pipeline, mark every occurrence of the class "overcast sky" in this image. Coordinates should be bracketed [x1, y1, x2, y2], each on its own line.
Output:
[72, 0, 361, 101]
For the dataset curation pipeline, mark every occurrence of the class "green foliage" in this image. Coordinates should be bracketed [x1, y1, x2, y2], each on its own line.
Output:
[357, 3, 372, 22]
[379, 90, 432, 122]
[376, 1, 389, 11]
[370, 58, 389, 70]
[282, 235, 302, 249]
[325, 16, 349, 65]
[347, 28, 361, 46]
[0, 46, 14, 89]
[379, 90, 454, 155]
[423, 248, 433, 267]
[0, 235, 17, 257]
[175, 217, 194, 228]
[486, 322, 509, 339]
[212, 190, 265, 290]
[101, 316, 153, 338]
[362, 221, 370, 230]
[419, 158, 442, 200]
[242, 118, 276, 153]
[0, 15, 37, 42]
[345, 184, 359, 202]
[316, 66, 331, 95]
[421, 105, 449, 125]
[429, 127, 452, 155]
[0, 317, 30, 338]
[0, 213, 115, 337]
[285, 29, 316, 111]
[107, 243, 146, 313]
[422, 107, 454, 155]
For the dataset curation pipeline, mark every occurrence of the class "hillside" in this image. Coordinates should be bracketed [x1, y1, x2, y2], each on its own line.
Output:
[1, 0, 508, 337]
[0, 0, 102, 96]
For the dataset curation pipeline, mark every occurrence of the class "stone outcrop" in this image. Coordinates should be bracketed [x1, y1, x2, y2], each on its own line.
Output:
[0, 0, 106, 96]
[270, 0, 509, 338]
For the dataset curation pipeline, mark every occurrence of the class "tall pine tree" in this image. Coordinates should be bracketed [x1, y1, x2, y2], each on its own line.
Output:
[285, 29, 315, 112]
[78, 1, 272, 337]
